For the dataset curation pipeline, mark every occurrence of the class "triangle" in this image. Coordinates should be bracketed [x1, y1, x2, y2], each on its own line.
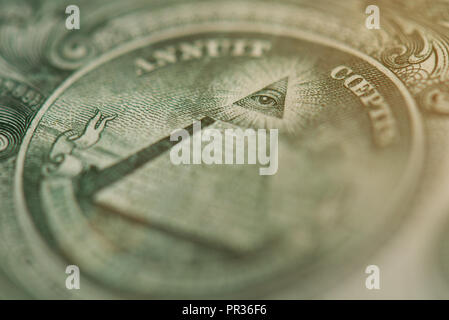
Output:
[234, 77, 288, 119]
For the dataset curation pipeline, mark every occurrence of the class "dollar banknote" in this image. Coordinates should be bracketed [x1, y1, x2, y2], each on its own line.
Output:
[0, 0, 449, 299]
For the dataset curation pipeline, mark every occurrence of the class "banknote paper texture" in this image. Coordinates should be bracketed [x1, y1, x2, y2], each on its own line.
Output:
[0, 0, 448, 299]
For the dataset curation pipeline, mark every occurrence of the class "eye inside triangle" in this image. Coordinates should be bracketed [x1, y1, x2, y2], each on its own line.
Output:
[234, 77, 288, 119]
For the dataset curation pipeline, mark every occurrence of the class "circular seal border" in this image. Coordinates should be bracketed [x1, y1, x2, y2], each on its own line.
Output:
[13, 22, 425, 297]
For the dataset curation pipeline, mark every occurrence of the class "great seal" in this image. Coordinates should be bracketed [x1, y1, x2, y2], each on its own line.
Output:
[15, 24, 424, 298]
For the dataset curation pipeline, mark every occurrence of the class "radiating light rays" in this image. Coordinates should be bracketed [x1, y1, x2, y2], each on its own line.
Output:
[197, 55, 327, 134]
